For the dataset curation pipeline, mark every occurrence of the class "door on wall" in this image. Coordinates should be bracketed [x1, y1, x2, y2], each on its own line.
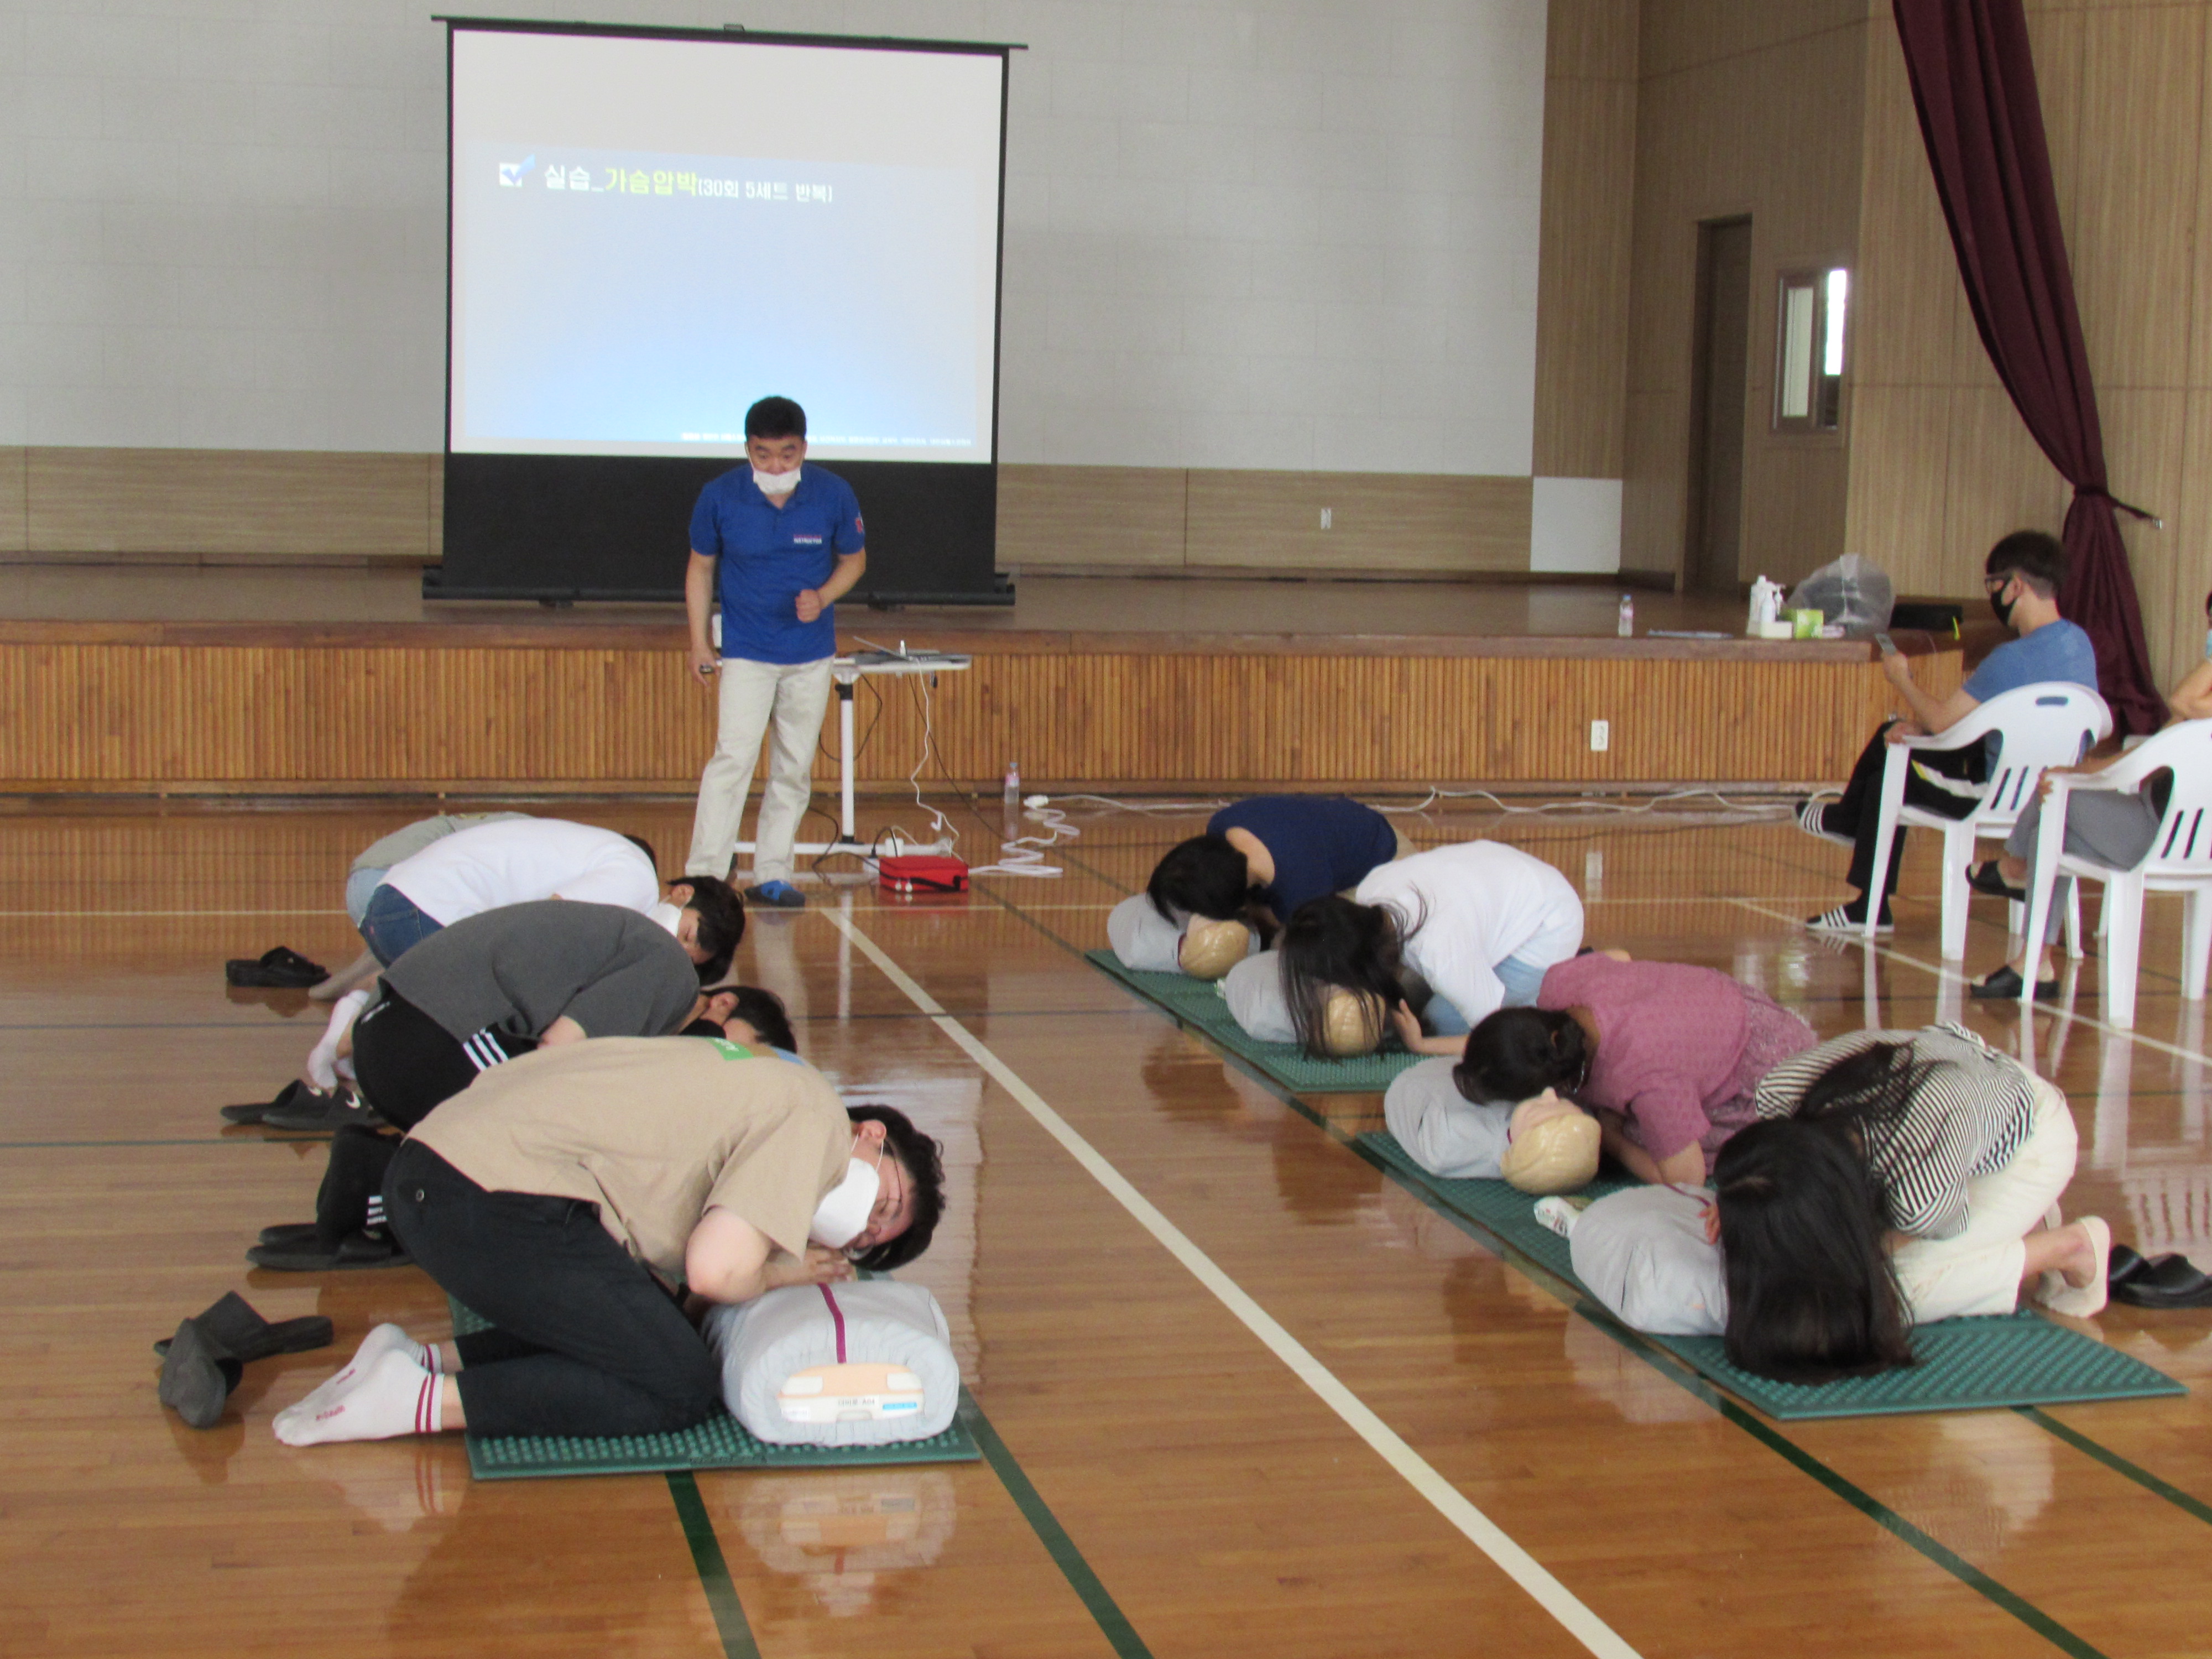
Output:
[1686, 216, 1752, 597]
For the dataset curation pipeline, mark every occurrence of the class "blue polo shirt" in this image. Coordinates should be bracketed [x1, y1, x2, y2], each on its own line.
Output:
[690, 465, 867, 665]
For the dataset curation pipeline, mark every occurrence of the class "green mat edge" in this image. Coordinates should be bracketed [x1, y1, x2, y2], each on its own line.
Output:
[448, 1295, 984, 1479]
[1354, 1131, 2189, 1421]
[1084, 947, 1425, 1093]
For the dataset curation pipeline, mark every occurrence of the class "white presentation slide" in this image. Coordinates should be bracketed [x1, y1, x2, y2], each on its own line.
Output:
[449, 28, 1005, 462]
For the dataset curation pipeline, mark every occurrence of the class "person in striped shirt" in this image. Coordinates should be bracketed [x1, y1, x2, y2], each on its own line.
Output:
[1712, 1024, 2107, 1381]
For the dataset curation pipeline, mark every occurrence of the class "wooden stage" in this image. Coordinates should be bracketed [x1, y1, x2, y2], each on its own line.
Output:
[2, 795, 2206, 1659]
[0, 568, 1963, 797]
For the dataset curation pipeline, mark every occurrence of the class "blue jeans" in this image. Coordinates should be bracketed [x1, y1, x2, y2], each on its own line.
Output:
[359, 884, 443, 967]
[1427, 954, 1550, 1035]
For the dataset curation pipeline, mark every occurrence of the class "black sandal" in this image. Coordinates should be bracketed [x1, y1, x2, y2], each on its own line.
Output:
[224, 946, 331, 989]
[1969, 965, 2059, 1001]
[1968, 860, 2027, 900]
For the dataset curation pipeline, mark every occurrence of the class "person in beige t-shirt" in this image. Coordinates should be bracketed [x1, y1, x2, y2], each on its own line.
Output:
[271, 1038, 945, 1447]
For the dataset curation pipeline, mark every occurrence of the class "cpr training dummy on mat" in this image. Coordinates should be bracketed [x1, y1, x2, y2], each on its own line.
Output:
[1386, 953, 1817, 1188]
[245, 897, 757, 1272]
[268, 1038, 945, 1446]
[1108, 794, 1405, 979]
[1221, 840, 1584, 1057]
[1557, 1024, 2110, 1382]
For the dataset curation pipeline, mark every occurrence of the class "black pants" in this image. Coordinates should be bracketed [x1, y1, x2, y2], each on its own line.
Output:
[352, 985, 534, 1132]
[382, 1140, 723, 1439]
[314, 1124, 400, 1248]
[1828, 722, 1985, 904]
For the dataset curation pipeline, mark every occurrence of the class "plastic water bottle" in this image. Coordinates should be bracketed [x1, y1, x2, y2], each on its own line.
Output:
[1616, 594, 1635, 638]
[1003, 761, 1021, 807]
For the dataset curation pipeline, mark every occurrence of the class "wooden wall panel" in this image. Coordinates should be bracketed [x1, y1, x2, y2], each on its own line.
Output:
[1624, 2, 1871, 585]
[20, 448, 436, 560]
[1533, 0, 1639, 479]
[0, 449, 25, 554]
[0, 640, 1938, 794]
[995, 465, 1187, 570]
[1183, 472, 1532, 573]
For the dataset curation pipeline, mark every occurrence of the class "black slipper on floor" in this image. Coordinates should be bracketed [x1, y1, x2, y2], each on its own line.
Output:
[152, 1290, 333, 1359]
[255, 1221, 320, 1250]
[262, 1089, 383, 1134]
[246, 1229, 411, 1272]
[2112, 1254, 2212, 1310]
[220, 1080, 313, 1125]
[1969, 965, 2060, 1001]
[2108, 1244, 2152, 1287]
[224, 946, 331, 989]
[1968, 859, 2027, 900]
[156, 1318, 242, 1429]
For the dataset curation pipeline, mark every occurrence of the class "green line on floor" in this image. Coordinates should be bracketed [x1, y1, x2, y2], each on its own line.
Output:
[665, 1470, 761, 1659]
[961, 1390, 1156, 1659]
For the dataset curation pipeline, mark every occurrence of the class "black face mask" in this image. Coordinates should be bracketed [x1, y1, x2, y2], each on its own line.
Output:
[1990, 580, 2017, 627]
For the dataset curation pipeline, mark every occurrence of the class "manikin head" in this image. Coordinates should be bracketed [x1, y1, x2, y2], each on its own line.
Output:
[1178, 916, 1253, 980]
[745, 395, 808, 487]
[1498, 1089, 1601, 1194]
[1318, 988, 1388, 1057]
[1275, 895, 1412, 1060]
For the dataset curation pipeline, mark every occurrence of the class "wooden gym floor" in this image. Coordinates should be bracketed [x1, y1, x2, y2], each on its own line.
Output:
[2, 792, 2208, 1659]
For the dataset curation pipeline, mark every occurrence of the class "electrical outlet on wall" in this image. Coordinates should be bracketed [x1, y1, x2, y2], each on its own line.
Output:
[1319, 507, 1332, 529]
[1589, 719, 1610, 752]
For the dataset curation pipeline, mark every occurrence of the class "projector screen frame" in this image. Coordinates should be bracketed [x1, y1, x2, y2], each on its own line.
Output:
[432, 16, 1021, 607]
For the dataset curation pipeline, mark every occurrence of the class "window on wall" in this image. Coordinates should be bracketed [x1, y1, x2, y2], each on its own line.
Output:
[1774, 267, 1846, 432]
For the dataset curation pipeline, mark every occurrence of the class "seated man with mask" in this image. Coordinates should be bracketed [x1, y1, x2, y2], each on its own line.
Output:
[275, 1038, 944, 1446]
[1796, 529, 2099, 933]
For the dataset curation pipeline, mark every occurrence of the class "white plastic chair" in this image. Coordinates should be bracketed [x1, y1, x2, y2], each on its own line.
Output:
[1862, 681, 2112, 951]
[2021, 719, 2212, 1028]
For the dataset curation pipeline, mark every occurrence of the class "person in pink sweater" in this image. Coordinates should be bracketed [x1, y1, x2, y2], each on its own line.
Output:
[1400, 952, 1818, 1186]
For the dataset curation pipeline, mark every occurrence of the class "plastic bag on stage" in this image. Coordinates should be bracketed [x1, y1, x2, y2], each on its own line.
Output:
[1786, 554, 1893, 637]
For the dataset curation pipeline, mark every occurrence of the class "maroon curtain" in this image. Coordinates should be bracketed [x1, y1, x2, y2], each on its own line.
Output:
[1892, 0, 2165, 733]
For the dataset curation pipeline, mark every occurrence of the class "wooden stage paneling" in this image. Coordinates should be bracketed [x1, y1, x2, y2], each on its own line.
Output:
[0, 580, 1958, 796]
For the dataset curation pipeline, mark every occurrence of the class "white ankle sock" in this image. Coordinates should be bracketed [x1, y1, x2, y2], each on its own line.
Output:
[280, 1323, 436, 1425]
[306, 989, 372, 1090]
[273, 1349, 441, 1446]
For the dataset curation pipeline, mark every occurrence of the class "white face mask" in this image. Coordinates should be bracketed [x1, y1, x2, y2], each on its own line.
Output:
[646, 900, 685, 937]
[752, 464, 801, 495]
[808, 1147, 880, 1249]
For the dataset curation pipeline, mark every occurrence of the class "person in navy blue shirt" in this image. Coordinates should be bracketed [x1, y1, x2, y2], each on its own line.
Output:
[684, 397, 867, 909]
[1797, 530, 2100, 932]
[1145, 795, 1403, 943]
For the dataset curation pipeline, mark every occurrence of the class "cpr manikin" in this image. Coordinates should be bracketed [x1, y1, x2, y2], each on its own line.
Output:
[1384, 1060, 1601, 1192]
[1104, 893, 1259, 978]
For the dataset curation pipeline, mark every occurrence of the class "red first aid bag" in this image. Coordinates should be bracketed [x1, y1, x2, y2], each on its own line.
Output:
[876, 854, 970, 895]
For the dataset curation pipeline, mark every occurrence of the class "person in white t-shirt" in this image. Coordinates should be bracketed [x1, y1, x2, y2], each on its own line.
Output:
[360, 818, 665, 966]
[1266, 841, 1585, 1056]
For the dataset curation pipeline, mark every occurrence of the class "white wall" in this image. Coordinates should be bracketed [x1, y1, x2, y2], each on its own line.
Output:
[0, 0, 1547, 475]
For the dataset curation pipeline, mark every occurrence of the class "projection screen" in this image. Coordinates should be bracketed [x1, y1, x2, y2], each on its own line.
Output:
[437, 21, 1012, 603]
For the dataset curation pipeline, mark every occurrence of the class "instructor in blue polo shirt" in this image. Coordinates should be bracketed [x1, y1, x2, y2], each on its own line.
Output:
[684, 395, 867, 909]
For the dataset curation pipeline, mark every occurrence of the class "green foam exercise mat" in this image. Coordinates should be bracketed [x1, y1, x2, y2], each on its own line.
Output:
[1085, 948, 1425, 1093]
[1357, 1131, 2188, 1420]
[447, 1297, 983, 1480]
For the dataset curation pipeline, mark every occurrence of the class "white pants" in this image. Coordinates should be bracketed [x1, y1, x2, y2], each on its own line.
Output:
[1891, 1074, 2078, 1322]
[686, 655, 834, 885]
